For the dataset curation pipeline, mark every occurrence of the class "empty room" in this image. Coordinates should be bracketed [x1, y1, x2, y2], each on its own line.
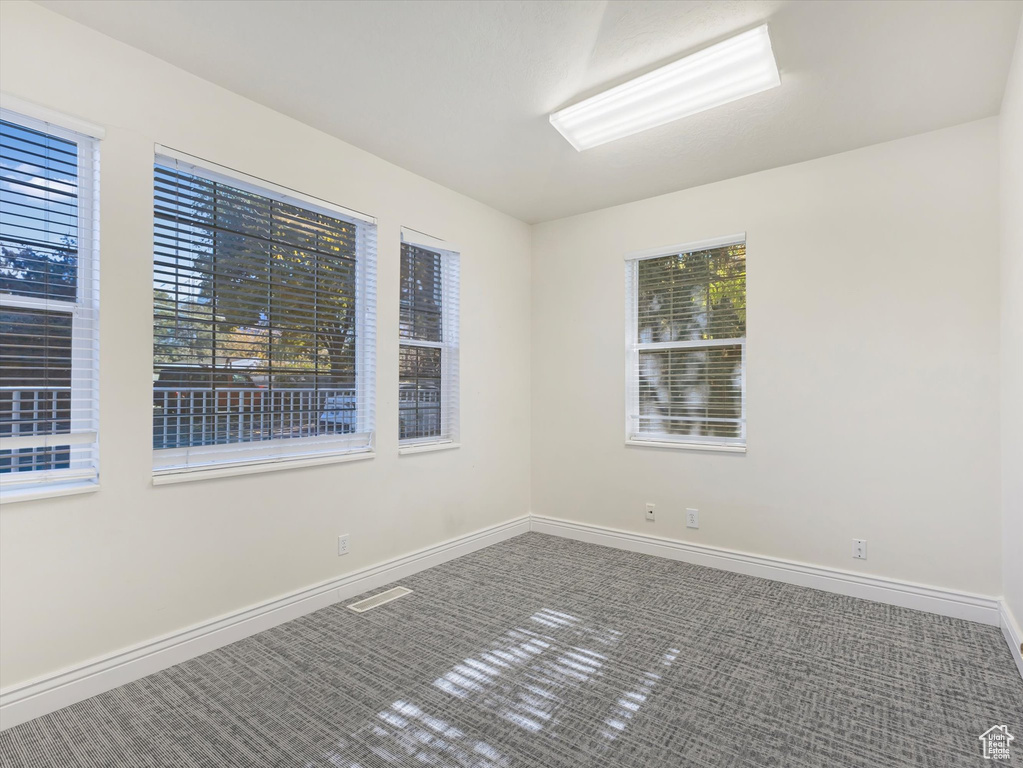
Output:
[0, 0, 1021, 765]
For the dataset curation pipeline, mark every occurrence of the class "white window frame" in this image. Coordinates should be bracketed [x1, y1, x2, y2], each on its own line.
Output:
[0, 104, 102, 502]
[625, 233, 747, 453]
[398, 227, 460, 454]
[151, 146, 378, 482]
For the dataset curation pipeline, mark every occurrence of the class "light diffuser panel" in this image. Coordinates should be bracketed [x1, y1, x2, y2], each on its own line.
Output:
[550, 25, 781, 151]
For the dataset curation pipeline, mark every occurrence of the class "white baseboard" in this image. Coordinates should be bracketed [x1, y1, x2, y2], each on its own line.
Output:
[1001, 601, 1023, 681]
[3, 513, 1016, 731]
[0, 515, 530, 731]
[530, 515, 1003, 627]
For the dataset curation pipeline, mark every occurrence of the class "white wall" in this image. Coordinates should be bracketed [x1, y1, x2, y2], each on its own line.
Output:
[1001, 20, 1023, 633]
[531, 118, 1002, 596]
[0, 1, 531, 688]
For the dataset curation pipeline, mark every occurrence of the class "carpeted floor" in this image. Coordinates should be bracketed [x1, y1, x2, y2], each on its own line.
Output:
[1, 532, 1020, 767]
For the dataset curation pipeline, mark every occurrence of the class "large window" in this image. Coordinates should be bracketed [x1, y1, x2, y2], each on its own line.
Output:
[625, 236, 746, 450]
[153, 149, 376, 477]
[0, 111, 100, 497]
[398, 229, 459, 449]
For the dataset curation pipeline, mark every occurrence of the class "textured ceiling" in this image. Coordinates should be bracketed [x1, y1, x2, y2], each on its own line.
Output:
[36, 0, 1023, 223]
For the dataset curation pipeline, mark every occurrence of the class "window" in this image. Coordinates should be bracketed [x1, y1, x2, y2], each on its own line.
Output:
[0, 111, 100, 498]
[625, 235, 746, 450]
[153, 148, 376, 478]
[398, 229, 459, 449]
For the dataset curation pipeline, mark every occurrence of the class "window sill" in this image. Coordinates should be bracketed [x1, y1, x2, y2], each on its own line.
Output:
[0, 480, 100, 505]
[398, 441, 460, 456]
[625, 438, 746, 454]
[153, 450, 375, 485]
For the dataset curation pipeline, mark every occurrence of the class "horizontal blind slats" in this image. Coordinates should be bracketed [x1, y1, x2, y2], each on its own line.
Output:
[627, 241, 746, 446]
[398, 239, 459, 446]
[0, 114, 99, 490]
[153, 156, 376, 474]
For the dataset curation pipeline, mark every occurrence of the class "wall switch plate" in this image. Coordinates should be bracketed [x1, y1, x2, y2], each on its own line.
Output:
[853, 539, 867, 560]
[686, 508, 699, 529]
[338, 534, 350, 556]
[645, 503, 655, 522]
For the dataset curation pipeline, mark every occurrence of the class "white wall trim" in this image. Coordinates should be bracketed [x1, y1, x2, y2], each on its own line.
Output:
[0, 515, 530, 731]
[0, 92, 105, 139]
[1001, 601, 1023, 681]
[530, 515, 1003, 626]
[151, 450, 375, 485]
[623, 233, 746, 262]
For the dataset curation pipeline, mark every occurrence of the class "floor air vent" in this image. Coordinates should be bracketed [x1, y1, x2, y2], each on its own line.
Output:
[347, 586, 412, 613]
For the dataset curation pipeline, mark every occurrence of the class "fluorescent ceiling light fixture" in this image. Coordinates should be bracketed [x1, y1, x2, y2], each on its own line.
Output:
[550, 24, 781, 151]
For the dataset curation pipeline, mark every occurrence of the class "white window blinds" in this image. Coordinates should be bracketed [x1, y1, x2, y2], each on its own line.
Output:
[153, 149, 377, 476]
[0, 111, 100, 496]
[625, 235, 746, 450]
[398, 229, 459, 448]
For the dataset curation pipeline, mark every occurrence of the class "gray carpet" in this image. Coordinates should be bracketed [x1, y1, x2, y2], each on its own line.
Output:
[1, 532, 1020, 767]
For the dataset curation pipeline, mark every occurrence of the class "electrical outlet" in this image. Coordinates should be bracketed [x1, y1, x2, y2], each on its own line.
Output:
[853, 539, 867, 560]
[686, 508, 699, 529]
[645, 503, 655, 522]
[338, 534, 350, 556]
